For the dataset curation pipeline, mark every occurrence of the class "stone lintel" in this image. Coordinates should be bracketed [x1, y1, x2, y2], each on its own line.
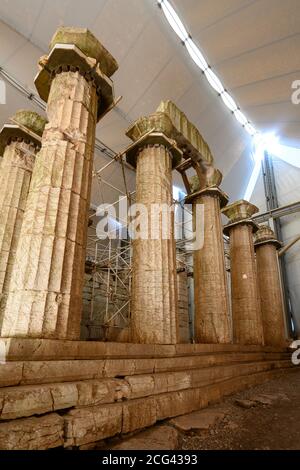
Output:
[189, 168, 223, 193]
[34, 44, 116, 121]
[125, 111, 181, 167]
[13, 110, 46, 137]
[185, 186, 229, 208]
[222, 199, 259, 224]
[157, 100, 214, 166]
[50, 26, 118, 78]
[223, 218, 259, 237]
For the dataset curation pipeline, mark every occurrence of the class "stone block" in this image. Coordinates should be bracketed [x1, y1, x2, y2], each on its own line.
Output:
[125, 375, 155, 399]
[156, 389, 201, 421]
[122, 397, 157, 434]
[22, 359, 104, 384]
[0, 384, 53, 420]
[64, 403, 122, 447]
[166, 371, 191, 392]
[77, 378, 130, 406]
[103, 359, 135, 378]
[0, 362, 23, 387]
[51, 382, 79, 410]
[0, 413, 63, 450]
[169, 408, 226, 432]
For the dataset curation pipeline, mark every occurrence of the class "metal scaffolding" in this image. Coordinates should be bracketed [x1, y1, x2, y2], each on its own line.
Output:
[84, 152, 194, 339]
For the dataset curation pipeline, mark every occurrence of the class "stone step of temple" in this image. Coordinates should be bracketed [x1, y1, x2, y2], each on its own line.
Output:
[0, 366, 298, 450]
[0, 358, 294, 420]
[1, 338, 292, 361]
[0, 351, 291, 387]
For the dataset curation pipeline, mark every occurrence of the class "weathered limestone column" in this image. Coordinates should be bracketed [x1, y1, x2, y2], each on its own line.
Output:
[254, 226, 286, 346]
[1, 27, 118, 339]
[177, 256, 190, 343]
[126, 113, 182, 344]
[185, 169, 231, 343]
[0, 111, 46, 322]
[223, 200, 264, 345]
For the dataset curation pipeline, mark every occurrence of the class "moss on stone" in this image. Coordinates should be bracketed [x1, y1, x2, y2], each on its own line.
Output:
[13, 110, 47, 137]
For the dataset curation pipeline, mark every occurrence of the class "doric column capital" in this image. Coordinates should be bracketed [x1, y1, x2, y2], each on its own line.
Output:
[222, 199, 259, 236]
[0, 110, 46, 155]
[254, 225, 282, 250]
[125, 112, 182, 168]
[185, 186, 229, 208]
[34, 27, 118, 121]
[185, 168, 228, 207]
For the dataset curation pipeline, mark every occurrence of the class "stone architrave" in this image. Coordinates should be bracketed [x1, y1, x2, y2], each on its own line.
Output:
[185, 169, 231, 344]
[223, 200, 264, 345]
[254, 226, 286, 346]
[126, 113, 182, 344]
[1, 27, 118, 339]
[0, 111, 46, 324]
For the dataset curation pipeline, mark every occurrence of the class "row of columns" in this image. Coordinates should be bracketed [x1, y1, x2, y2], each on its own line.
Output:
[0, 27, 118, 339]
[0, 27, 286, 347]
[125, 117, 287, 347]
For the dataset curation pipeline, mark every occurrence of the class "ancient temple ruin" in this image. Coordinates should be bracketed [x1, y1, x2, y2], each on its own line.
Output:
[0, 25, 297, 451]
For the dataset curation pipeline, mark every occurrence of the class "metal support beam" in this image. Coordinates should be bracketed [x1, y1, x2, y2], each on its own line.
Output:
[253, 201, 300, 223]
[261, 152, 294, 337]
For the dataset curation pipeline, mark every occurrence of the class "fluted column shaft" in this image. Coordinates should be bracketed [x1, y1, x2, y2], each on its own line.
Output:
[177, 259, 190, 343]
[131, 144, 178, 344]
[255, 242, 285, 346]
[229, 223, 264, 344]
[192, 191, 230, 343]
[2, 71, 98, 339]
[0, 141, 36, 306]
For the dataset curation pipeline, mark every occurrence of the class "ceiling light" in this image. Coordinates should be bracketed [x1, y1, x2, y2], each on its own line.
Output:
[160, 0, 189, 42]
[245, 123, 257, 136]
[221, 91, 238, 112]
[157, 0, 261, 140]
[204, 68, 224, 94]
[185, 38, 208, 71]
[234, 109, 248, 126]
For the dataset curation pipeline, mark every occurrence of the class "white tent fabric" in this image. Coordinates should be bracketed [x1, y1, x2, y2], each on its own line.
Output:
[0, 0, 300, 202]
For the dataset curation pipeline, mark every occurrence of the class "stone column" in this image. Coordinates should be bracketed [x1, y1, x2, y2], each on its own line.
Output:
[185, 169, 231, 343]
[0, 111, 46, 323]
[223, 200, 264, 345]
[254, 226, 286, 346]
[1, 27, 118, 339]
[126, 113, 182, 344]
[177, 256, 190, 343]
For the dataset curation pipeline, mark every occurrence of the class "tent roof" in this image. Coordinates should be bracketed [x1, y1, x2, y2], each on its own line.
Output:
[0, 0, 299, 204]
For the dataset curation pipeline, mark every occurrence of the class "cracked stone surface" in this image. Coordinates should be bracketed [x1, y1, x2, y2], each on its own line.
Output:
[170, 408, 226, 432]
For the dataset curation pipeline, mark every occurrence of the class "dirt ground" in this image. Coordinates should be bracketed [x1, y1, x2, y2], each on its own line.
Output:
[181, 371, 300, 450]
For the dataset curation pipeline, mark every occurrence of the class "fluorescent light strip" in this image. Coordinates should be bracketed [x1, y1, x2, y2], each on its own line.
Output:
[157, 0, 259, 138]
